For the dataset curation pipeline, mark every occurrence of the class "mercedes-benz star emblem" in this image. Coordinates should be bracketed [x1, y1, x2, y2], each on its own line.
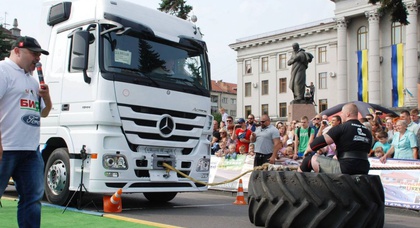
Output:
[159, 115, 175, 137]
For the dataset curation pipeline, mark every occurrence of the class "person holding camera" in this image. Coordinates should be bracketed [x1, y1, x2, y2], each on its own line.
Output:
[231, 118, 252, 154]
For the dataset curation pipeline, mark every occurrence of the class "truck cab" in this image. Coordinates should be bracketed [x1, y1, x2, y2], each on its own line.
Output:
[39, 0, 213, 205]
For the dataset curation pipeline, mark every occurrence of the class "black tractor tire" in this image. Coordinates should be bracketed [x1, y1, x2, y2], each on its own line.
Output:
[44, 148, 71, 205]
[143, 192, 178, 203]
[248, 171, 384, 228]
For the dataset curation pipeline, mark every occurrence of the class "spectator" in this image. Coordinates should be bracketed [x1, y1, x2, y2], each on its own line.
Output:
[246, 114, 257, 132]
[400, 110, 420, 145]
[219, 128, 233, 148]
[317, 115, 342, 157]
[286, 120, 298, 148]
[215, 140, 228, 157]
[304, 88, 312, 103]
[370, 131, 391, 157]
[305, 82, 316, 105]
[248, 143, 255, 156]
[311, 114, 322, 136]
[226, 115, 234, 127]
[365, 114, 374, 122]
[219, 107, 228, 126]
[410, 108, 420, 125]
[250, 114, 282, 166]
[370, 120, 384, 143]
[210, 120, 221, 151]
[277, 125, 288, 157]
[225, 144, 237, 160]
[385, 118, 395, 143]
[219, 120, 226, 130]
[294, 116, 315, 159]
[231, 118, 252, 153]
[227, 124, 235, 142]
[380, 120, 418, 162]
[238, 145, 247, 154]
[373, 147, 385, 158]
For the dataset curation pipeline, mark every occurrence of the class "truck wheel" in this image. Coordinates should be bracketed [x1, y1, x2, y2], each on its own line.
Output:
[44, 148, 71, 205]
[248, 171, 384, 228]
[143, 192, 177, 203]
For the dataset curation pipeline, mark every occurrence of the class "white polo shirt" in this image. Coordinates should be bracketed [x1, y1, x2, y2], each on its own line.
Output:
[0, 58, 44, 151]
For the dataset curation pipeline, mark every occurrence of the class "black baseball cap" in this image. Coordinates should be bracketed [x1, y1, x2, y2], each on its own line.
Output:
[12, 36, 49, 55]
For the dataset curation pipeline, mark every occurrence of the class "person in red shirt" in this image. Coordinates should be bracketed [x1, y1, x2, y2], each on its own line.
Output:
[232, 118, 252, 153]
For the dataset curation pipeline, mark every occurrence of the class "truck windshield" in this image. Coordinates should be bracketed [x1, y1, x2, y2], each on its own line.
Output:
[101, 26, 210, 95]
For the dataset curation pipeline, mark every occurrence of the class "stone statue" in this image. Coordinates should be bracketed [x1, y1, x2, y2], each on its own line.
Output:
[288, 43, 313, 103]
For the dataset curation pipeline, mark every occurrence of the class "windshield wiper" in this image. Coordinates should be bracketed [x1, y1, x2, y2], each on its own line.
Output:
[169, 77, 205, 95]
[108, 66, 160, 87]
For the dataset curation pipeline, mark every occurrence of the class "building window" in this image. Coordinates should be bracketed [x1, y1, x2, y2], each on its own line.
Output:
[211, 95, 218, 103]
[392, 22, 403, 44]
[279, 53, 287, 69]
[261, 104, 268, 115]
[261, 80, 269, 95]
[245, 105, 252, 117]
[319, 99, 328, 113]
[245, 82, 251, 97]
[245, 59, 252, 74]
[261, 57, 269, 72]
[319, 72, 327, 89]
[357, 26, 368, 50]
[211, 106, 218, 114]
[230, 110, 236, 117]
[279, 103, 287, 117]
[231, 98, 236, 105]
[222, 97, 228, 103]
[279, 78, 287, 93]
[318, 46, 327, 63]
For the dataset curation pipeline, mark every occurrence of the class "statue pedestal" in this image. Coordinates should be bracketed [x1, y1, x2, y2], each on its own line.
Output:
[288, 103, 317, 122]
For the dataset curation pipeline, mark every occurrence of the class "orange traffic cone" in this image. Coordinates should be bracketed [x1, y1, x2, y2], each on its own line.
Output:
[233, 179, 247, 205]
[103, 188, 123, 212]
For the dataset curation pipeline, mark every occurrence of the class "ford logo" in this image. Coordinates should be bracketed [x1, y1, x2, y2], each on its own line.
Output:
[21, 114, 41, 127]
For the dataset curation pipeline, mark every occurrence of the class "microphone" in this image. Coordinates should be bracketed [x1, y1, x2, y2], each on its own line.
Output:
[36, 62, 46, 89]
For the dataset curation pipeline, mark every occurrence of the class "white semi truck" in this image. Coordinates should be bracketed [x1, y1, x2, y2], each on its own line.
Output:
[38, 0, 213, 205]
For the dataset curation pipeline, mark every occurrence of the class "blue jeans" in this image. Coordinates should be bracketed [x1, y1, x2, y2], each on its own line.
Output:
[0, 150, 44, 228]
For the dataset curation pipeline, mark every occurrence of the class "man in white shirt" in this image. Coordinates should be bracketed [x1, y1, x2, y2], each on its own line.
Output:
[0, 36, 52, 228]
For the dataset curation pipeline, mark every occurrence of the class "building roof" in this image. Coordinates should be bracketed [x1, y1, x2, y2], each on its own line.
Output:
[211, 80, 237, 95]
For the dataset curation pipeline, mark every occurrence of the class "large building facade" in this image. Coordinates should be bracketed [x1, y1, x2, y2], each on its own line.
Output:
[230, 0, 419, 121]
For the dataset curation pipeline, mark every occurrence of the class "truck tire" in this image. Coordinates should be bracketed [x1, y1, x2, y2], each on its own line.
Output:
[143, 192, 177, 203]
[248, 171, 384, 228]
[44, 148, 71, 205]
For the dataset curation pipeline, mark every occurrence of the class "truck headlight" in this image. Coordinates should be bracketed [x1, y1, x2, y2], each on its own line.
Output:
[196, 157, 210, 172]
[103, 154, 128, 169]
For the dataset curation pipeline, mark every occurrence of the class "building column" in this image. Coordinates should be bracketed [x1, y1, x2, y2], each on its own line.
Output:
[405, 1, 418, 107]
[336, 17, 348, 104]
[365, 10, 381, 104]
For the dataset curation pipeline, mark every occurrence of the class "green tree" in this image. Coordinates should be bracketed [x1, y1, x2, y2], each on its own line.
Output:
[0, 25, 12, 60]
[212, 112, 221, 124]
[158, 0, 193, 20]
[369, 0, 409, 25]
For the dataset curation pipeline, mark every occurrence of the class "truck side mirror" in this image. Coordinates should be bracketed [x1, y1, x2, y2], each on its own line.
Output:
[71, 30, 91, 84]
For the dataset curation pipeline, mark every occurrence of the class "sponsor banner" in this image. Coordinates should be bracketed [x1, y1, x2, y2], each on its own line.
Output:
[209, 155, 420, 210]
[369, 158, 420, 210]
[209, 155, 253, 192]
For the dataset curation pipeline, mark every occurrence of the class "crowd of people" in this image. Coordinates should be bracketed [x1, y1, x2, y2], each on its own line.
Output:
[212, 106, 420, 171]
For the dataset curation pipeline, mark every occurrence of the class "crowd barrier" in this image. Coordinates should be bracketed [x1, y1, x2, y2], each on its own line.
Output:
[208, 155, 420, 210]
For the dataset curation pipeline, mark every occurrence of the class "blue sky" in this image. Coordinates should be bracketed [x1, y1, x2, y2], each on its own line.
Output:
[0, 0, 335, 83]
